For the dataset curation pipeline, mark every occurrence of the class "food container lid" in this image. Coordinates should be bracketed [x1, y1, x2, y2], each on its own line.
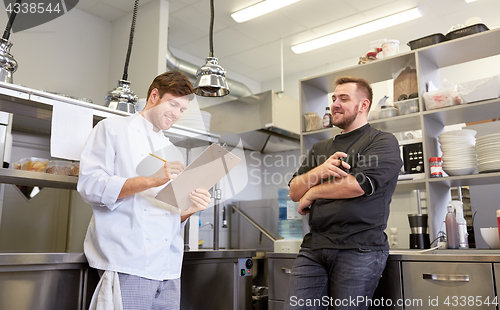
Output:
[20, 157, 48, 163]
[383, 39, 400, 45]
[48, 160, 73, 166]
[430, 157, 441, 161]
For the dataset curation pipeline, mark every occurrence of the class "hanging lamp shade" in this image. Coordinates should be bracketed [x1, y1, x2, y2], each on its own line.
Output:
[105, 0, 140, 112]
[194, 56, 229, 97]
[0, 0, 22, 84]
[194, 0, 230, 97]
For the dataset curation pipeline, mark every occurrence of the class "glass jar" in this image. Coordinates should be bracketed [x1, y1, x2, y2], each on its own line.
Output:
[429, 157, 443, 178]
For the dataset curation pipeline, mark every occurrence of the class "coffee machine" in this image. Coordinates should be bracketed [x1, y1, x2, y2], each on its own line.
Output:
[408, 214, 430, 249]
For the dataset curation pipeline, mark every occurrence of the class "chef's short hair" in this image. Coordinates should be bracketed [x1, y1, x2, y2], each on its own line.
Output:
[334, 76, 373, 110]
[147, 71, 195, 101]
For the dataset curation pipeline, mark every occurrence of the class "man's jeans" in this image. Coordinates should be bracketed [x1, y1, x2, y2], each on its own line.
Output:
[284, 247, 389, 310]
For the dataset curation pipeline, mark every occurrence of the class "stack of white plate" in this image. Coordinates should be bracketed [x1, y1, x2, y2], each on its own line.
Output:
[476, 133, 500, 173]
[438, 129, 478, 176]
[176, 110, 211, 132]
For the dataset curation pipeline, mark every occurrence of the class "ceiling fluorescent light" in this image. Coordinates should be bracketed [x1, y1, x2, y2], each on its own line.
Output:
[292, 7, 423, 54]
[464, 0, 477, 3]
[231, 0, 301, 23]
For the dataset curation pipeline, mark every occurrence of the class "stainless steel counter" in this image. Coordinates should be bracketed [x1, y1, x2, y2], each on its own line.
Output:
[0, 252, 98, 310]
[183, 249, 256, 260]
[389, 249, 500, 262]
[267, 249, 500, 261]
[0, 250, 257, 310]
[0, 252, 87, 266]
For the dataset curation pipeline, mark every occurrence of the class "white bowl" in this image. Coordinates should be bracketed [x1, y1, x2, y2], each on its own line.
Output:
[439, 129, 477, 138]
[480, 228, 500, 249]
[443, 166, 477, 176]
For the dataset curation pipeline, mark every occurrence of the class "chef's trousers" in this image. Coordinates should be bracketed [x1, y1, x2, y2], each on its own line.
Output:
[119, 273, 180, 310]
[284, 247, 388, 310]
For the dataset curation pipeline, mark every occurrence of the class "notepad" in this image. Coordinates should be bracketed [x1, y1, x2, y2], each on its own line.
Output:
[155, 144, 241, 210]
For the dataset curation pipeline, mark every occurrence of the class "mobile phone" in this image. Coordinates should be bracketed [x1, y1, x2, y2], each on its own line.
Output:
[339, 155, 352, 173]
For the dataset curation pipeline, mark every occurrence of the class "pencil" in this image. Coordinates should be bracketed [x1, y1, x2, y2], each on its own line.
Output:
[149, 153, 166, 162]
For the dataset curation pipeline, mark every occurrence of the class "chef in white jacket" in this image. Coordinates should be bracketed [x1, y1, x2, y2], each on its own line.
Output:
[78, 71, 210, 310]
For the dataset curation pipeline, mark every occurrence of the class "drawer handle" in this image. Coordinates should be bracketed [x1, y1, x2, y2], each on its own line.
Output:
[423, 273, 469, 282]
[282, 268, 292, 274]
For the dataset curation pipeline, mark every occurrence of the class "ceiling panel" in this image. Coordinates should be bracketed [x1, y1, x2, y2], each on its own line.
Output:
[84, 2, 126, 22]
[347, 0, 399, 12]
[228, 44, 281, 70]
[76, 0, 500, 84]
[76, 0, 100, 11]
[167, 16, 208, 47]
[279, 0, 358, 29]
[231, 12, 307, 45]
[166, 0, 190, 13]
[171, 5, 229, 33]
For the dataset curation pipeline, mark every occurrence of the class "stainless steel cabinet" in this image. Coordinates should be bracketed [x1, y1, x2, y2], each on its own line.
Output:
[269, 258, 295, 302]
[269, 300, 285, 310]
[402, 261, 495, 309]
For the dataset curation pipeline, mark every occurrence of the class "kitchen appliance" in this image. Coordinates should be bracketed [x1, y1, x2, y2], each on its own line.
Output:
[408, 214, 430, 249]
[401, 141, 425, 174]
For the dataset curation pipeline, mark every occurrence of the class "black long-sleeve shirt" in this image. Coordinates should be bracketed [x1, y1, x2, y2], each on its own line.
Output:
[291, 123, 402, 250]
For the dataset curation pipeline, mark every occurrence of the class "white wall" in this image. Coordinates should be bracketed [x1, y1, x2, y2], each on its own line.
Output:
[0, 8, 111, 105]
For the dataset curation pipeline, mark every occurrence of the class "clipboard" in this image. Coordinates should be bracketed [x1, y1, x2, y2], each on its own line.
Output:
[155, 144, 241, 210]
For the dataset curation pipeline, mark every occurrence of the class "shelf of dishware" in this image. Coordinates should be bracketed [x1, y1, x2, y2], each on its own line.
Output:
[299, 27, 500, 241]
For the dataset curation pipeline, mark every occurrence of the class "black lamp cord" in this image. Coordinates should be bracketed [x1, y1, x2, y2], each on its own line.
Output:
[209, 0, 214, 57]
[123, 0, 140, 81]
[3, 0, 23, 41]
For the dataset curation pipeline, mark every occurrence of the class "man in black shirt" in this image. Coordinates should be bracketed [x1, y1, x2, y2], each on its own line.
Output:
[285, 77, 402, 310]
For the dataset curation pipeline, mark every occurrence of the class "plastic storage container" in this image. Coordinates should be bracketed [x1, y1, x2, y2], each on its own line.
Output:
[381, 39, 399, 57]
[458, 75, 500, 104]
[70, 162, 80, 176]
[446, 23, 489, 40]
[11, 162, 21, 170]
[20, 157, 48, 172]
[378, 106, 398, 119]
[278, 187, 303, 239]
[407, 33, 447, 50]
[395, 98, 419, 115]
[46, 160, 72, 175]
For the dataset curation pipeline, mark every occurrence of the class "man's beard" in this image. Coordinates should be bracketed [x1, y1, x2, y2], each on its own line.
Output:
[333, 103, 359, 130]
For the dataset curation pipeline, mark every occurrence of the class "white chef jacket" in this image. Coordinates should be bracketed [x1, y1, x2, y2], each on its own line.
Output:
[78, 113, 186, 281]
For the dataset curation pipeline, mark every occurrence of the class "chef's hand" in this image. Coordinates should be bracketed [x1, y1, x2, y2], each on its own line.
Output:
[298, 192, 313, 215]
[182, 189, 211, 215]
[148, 161, 185, 181]
[312, 152, 350, 180]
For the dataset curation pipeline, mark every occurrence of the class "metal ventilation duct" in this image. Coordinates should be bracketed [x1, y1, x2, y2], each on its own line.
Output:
[166, 48, 252, 98]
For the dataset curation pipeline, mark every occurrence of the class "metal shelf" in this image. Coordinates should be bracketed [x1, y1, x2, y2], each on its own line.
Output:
[395, 178, 426, 192]
[428, 171, 500, 188]
[416, 27, 500, 69]
[0, 83, 220, 189]
[422, 97, 500, 126]
[0, 168, 77, 190]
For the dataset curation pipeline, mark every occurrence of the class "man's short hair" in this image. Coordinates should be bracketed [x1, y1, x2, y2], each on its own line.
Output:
[147, 71, 194, 101]
[333, 76, 373, 110]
